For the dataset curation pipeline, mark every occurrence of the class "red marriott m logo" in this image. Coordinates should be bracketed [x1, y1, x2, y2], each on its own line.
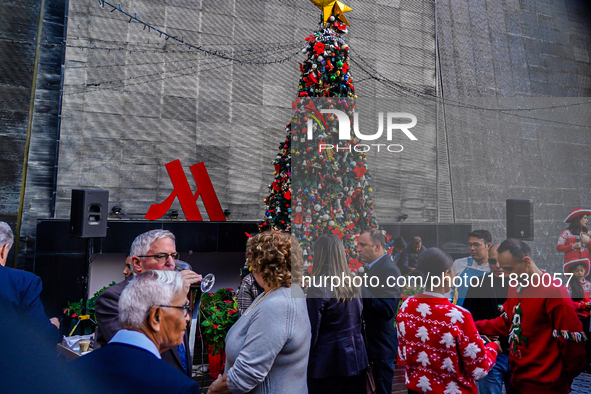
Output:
[145, 160, 226, 221]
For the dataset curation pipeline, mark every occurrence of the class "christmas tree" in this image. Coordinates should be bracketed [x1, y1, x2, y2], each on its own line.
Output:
[259, 1, 388, 275]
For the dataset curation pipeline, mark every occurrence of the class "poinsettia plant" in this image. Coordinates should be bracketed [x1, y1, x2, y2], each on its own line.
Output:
[199, 288, 239, 356]
[63, 281, 116, 323]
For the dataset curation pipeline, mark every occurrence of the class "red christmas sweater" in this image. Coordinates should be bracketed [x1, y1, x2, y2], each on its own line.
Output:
[397, 293, 498, 394]
[475, 273, 586, 394]
[556, 228, 591, 264]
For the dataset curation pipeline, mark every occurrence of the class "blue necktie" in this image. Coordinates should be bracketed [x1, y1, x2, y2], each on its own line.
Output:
[177, 343, 188, 374]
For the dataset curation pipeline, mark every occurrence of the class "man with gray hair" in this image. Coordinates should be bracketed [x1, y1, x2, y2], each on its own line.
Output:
[72, 270, 201, 393]
[0, 221, 59, 342]
[95, 229, 201, 376]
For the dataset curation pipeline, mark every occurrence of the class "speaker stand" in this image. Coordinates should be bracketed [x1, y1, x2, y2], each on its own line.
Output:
[82, 237, 94, 313]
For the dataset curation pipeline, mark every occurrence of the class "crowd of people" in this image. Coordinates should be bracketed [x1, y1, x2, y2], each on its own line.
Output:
[1, 207, 590, 394]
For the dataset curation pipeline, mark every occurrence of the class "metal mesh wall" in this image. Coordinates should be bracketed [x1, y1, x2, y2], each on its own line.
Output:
[56, 0, 437, 228]
[436, 0, 591, 268]
[7, 0, 590, 268]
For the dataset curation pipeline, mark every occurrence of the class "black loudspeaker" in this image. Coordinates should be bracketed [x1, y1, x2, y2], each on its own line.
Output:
[506, 199, 533, 240]
[70, 189, 109, 238]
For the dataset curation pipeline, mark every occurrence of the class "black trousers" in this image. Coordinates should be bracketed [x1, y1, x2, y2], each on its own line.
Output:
[308, 374, 362, 394]
[371, 358, 396, 394]
[583, 315, 591, 371]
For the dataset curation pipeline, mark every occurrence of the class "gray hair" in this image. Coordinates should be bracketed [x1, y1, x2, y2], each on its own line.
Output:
[0, 222, 14, 249]
[119, 270, 185, 329]
[130, 229, 175, 258]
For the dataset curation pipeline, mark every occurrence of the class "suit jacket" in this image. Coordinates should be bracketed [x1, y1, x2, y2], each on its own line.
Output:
[361, 254, 401, 360]
[0, 265, 58, 344]
[397, 244, 426, 276]
[306, 286, 368, 378]
[95, 278, 192, 375]
[71, 342, 200, 394]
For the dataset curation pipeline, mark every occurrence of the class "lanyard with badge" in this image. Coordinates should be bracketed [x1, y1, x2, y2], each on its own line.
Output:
[454, 258, 488, 307]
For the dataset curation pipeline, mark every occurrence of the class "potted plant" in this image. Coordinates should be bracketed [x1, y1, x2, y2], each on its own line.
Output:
[63, 281, 116, 336]
[199, 288, 240, 377]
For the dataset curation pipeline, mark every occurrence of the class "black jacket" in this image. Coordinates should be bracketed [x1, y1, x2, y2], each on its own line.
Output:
[307, 286, 369, 378]
[361, 254, 401, 360]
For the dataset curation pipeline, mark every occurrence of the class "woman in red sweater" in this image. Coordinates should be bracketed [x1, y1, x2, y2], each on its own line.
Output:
[397, 248, 500, 394]
[557, 208, 591, 269]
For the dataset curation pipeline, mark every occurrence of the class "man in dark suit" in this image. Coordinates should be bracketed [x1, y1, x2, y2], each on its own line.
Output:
[0, 221, 59, 344]
[397, 236, 426, 276]
[357, 228, 401, 394]
[95, 229, 201, 376]
[72, 270, 201, 394]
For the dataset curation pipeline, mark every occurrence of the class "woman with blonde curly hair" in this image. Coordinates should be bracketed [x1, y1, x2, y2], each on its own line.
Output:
[208, 231, 311, 394]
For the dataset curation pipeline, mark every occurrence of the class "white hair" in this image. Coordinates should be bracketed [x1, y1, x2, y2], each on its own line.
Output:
[129, 229, 175, 258]
[119, 270, 185, 329]
[0, 222, 14, 249]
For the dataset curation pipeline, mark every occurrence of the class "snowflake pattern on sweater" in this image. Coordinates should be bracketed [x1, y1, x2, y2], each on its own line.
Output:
[397, 294, 498, 394]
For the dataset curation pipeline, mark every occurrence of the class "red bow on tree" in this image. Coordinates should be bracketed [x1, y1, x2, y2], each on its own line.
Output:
[303, 73, 318, 87]
[332, 228, 344, 239]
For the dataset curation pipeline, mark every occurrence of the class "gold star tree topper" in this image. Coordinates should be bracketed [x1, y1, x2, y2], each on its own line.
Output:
[310, 0, 353, 26]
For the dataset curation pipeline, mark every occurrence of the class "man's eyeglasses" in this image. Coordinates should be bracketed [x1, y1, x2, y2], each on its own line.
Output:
[156, 302, 191, 317]
[468, 242, 485, 248]
[138, 252, 180, 263]
[488, 258, 498, 265]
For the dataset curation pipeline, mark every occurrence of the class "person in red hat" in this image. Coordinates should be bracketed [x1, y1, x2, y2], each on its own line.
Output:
[564, 259, 591, 373]
[557, 208, 591, 270]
